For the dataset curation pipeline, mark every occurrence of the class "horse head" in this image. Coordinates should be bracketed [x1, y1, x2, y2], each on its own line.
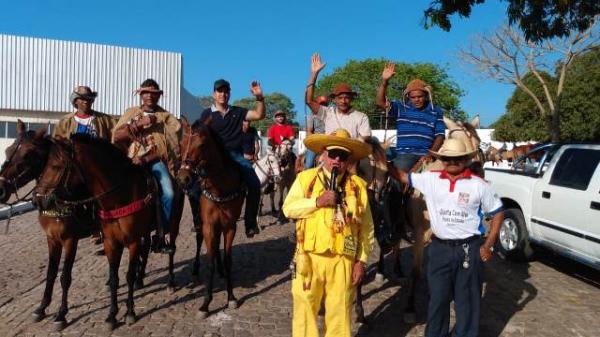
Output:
[444, 116, 482, 162]
[0, 120, 51, 203]
[33, 138, 86, 210]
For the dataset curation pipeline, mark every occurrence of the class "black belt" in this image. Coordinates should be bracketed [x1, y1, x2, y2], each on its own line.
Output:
[432, 235, 481, 246]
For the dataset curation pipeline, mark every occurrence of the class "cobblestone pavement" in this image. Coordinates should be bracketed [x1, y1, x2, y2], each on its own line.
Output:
[0, 204, 599, 337]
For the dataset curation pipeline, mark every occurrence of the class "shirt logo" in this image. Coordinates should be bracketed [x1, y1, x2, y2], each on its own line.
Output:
[458, 192, 470, 204]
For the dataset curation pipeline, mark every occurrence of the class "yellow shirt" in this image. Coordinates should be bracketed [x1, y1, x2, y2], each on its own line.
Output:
[282, 168, 374, 263]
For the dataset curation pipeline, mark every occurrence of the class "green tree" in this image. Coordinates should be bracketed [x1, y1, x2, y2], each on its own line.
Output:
[491, 47, 600, 142]
[313, 59, 465, 129]
[491, 72, 555, 141]
[424, 0, 600, 42]
[233, 92, 298, 134]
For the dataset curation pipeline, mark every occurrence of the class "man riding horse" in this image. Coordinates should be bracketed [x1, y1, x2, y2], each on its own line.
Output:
[112, 78, 181, 253]
[197, 79, 266, 238]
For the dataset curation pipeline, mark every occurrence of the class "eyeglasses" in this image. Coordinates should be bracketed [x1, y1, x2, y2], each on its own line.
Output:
[327, 150, 350, 161]
[440, 156, 468, 163]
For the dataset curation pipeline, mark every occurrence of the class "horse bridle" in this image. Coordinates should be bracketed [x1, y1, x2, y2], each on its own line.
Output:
[179, 126, 202, 179]
[0, 138, 42, 205]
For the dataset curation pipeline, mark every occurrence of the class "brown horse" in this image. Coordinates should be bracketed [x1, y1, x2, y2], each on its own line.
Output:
[33, 134, 184, 330]
[177, 118, 244, 318]
[0, 122, 89, 331]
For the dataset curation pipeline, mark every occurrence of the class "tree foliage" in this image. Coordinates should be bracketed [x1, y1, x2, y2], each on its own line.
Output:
[233, 92, 298, 134]
[314, 59, 465, 129]
[424, 0, 600, 42]
[492, 47, 600, 142]
[196, 95, 213, 109]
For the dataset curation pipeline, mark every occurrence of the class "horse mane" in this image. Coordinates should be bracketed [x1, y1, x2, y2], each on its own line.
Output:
[461, 122, 481, 143]
[190, 120, 234, 165]
[363, 136, 387, 166]
[69, 133, 132, 168]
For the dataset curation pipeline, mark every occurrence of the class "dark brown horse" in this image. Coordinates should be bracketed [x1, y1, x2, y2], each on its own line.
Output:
[177, 118, 244, 318]
[0, 121, 93, 331]
[33, 134, 184, 330]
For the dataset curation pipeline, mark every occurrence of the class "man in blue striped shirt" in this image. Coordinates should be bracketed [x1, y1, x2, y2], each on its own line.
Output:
[376, 62, 445, 171]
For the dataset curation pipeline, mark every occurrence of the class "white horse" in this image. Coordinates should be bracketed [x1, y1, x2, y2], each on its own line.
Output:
[254, 150, 281, 194]
[268, 139, 296, 222]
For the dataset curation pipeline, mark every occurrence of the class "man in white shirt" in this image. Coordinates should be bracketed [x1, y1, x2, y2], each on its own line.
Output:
[388, 139, 504, 337]
[305, 53, 371, 139]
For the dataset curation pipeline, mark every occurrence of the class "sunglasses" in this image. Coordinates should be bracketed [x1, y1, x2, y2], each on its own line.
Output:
[440, 156, 468, 163]
[327, 150, 350, 161]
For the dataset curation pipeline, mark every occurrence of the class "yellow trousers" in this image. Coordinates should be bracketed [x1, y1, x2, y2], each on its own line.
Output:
[292, 252, 355, 337]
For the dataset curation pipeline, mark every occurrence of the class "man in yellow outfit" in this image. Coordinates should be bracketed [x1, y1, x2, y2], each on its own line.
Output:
[283, 128, 374, 337]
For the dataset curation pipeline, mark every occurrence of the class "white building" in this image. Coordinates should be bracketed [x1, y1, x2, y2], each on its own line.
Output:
[0, 34, 203, 161]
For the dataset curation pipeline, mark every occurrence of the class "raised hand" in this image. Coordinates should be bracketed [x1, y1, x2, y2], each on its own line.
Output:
[382, 62, 396, 81]
[311, 53, 326, 74]
[250, 80, 263, 97]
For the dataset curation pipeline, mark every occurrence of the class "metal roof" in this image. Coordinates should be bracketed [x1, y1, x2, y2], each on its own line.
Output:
[0, 34, 182, 117]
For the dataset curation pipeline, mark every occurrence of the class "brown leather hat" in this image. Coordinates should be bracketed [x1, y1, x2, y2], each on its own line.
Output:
[329, 83, 358, 98]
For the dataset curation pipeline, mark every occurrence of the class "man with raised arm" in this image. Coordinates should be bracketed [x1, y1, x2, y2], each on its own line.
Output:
[376, 62, 444, 172]
[305, 53, 371, 139]
[198, 79, 265, 238]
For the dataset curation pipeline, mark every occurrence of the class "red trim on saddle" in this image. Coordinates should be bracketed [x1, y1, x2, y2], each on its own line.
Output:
[98, 194, 153, 220]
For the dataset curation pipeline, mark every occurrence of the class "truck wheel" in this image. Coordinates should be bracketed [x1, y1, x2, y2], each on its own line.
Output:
[497, 208, 534, 261]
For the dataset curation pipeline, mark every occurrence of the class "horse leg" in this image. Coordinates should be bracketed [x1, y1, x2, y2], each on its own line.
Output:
[191, 231, 203, 277]
[355, 282, 366, 323]
[135, 234, 151, 290]
[198, 228, 216, 318]
[403, 225, 424, 324]
[125, 242, 140, 325]
[53, 237, 78, 331]
[393, 244, 404, 279]
[277, 184, 287, 224]
[215, 233, 225, 278]
[270, 190, 276, 215]
[167, 245, 177, 291]
[104, 240, 123, 331]
[223, 229, 238, 309]
[375, 249, 386, 283]
[32, 238, 61, 322]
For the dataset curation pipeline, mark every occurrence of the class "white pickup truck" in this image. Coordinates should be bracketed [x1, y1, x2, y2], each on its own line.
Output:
[484, 143, 600, 270]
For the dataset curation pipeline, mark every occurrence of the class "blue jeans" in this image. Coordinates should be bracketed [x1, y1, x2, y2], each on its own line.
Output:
[393, 153, 422, 171]
[304, 149, 317, 169]
[150, 161, 174, 233]
[229, 151, 260, 229]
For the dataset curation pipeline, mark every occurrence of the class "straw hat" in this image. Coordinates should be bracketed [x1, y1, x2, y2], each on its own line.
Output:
[429, 139, 476, 158]
[304, 128, 371, 160]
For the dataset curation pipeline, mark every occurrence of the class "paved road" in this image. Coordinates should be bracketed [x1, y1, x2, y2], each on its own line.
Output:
[0, 204, 599, 337]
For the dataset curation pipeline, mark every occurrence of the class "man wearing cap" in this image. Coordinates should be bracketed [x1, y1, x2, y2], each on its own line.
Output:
[53, 86, 116, 252]
[197, 79, 265, 238]
[267, 110, 295, 149]
[113, 78, 181, 253]
[54, 86, 115, 139]
[387, 138, 504, 337]
[305, 53, 371, 139]
[283, 128, 374, 337]
[376, 62, 445, 172]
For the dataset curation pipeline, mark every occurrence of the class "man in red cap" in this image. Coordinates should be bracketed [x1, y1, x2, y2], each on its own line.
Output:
[267, 109, 295, 149]
[305, 53, 371, 140]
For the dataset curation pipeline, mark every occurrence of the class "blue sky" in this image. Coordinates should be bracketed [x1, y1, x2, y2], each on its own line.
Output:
[0, 0, 515, 127]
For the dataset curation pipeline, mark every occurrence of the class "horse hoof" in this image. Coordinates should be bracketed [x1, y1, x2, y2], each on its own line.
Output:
[227, 300, 238, 309]
[104, 319, 117, 331]
[52, 320, 67, 332]
[375, 273, 385, 284]
[197, 310, 209, 319]
[126, 313, 137, 325]
[403, 312, 416, 324]
[168, 286, 176, 294]
[30, 311, 46, 323]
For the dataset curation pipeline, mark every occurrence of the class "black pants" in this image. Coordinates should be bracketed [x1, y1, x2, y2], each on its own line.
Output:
[425, 237, 483, 337]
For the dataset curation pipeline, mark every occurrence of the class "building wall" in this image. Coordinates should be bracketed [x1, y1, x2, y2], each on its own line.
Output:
[0, 34, 182, 117]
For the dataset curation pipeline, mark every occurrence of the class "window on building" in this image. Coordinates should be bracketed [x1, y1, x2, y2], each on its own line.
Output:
[0, 122, 6, 138]
[27, 123, 50, 133]
[6, 122, 18, 138]
[549, 148, 600, 191]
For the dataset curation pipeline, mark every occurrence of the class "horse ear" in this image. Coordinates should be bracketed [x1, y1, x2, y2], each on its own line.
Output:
[34, 123, 49, 139]
[470, 115, 480, 129]
[180, 116, 190, 128]
[16, 119, 26, 138]
[443, 116, 459, 130]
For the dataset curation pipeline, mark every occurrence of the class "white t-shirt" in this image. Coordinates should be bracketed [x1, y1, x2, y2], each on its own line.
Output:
[317, 106, 371, 138]
[410, 170, 503, 240]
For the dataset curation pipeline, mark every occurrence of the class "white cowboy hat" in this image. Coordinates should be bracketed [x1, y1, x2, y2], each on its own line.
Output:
[429, 139, 476, 158]
[304, 128, 371, 160]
